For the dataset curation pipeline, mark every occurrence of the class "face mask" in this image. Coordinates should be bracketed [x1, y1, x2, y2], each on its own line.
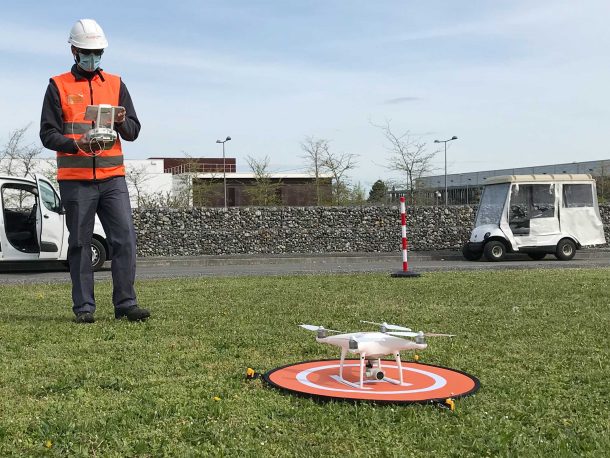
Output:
[77, 52, 102, 72]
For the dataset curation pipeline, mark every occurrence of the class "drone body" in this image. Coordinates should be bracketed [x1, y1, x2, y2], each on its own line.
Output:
[300, 322, 453, 389]
[317, 332, 427, 358]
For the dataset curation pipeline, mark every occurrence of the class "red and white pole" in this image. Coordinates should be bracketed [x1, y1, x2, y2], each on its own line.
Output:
[391, 196, 420, 277]
[400, 196, 409, 272]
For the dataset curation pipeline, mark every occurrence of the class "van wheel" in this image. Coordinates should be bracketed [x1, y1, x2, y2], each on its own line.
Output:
[462, 243, 482, 261]
[527, 253, 546, 261]
[483, 240, 506, 262]
[91, 238, 107, 271]
[555, 239, 576, 261]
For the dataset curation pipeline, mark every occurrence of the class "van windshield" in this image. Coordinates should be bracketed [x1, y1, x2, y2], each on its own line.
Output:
[475, 183, 510, 226]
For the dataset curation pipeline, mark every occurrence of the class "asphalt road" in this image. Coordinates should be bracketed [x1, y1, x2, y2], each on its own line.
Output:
[0, 250, 608, 284]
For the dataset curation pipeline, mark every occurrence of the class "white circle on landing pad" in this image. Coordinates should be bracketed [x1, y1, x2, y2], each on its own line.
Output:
[295, 363, 447, 394]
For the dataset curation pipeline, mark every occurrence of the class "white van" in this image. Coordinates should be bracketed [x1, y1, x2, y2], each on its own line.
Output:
[0, 175, 108, 270]
[463, 174, 606, 261]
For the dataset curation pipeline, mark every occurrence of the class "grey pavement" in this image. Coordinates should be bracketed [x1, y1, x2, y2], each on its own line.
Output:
[0, 249, 608, 284]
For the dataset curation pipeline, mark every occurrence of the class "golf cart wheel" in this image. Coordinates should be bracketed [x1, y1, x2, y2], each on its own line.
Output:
[462, 243, 482, 261]
[483, 240, 506, 262]
[555, 239, 576, 261]
[91, 238, 107, 271]
[527, 252, 546, 261]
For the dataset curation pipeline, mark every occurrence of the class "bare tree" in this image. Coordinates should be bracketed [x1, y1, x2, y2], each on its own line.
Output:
[138, 190, 187, 208]
[300, 136, 329, 205]
[0, 124, 44, 178]
[166, 154, 222, 208]
[125, 163, 154, 208]
[321, 150, 358, 205]
[37, 159, 58, 187]
[348, 182, 367, 206]
[191, 174, 224, 207]
[245, 155, 282, 206]
[374, 120, 438, 205]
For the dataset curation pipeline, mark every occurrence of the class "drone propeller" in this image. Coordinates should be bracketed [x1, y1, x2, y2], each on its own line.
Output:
[387, 331, 420, 337]
[361, 320, 412, 332]
[389, 331, 456, 338]
[299, 324, 341, 333]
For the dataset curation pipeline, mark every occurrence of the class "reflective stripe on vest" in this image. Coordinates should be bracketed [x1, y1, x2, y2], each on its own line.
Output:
[57, 154, 124, 169]
[52, 70, 125, 181]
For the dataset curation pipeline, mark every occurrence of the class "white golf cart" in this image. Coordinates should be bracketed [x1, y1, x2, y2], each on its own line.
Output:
[0, 175, 109, 270]
[463, 174, 606, 262]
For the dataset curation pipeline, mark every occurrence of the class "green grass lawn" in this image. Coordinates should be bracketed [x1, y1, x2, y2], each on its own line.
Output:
[0, 269, 609, 457]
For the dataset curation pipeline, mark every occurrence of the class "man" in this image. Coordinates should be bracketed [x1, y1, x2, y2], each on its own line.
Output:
[40, 19, 150, 323]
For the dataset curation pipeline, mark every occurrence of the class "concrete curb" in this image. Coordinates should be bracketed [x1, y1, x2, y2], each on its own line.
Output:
[133, 248, 609, 267]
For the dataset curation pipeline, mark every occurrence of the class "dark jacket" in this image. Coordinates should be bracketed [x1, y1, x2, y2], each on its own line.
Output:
[40, 64, 141, 154]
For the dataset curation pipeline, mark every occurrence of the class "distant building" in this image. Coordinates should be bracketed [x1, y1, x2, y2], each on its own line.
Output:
[153, 157, 332, 207]
[191, 173, 332, 207]
[409, 159, 610, 205]
[149, 157, 236, 174]
[2, 156, 332, 207]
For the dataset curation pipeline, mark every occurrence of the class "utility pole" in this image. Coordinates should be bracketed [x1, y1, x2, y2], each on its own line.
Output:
[216, 136, 231, 208]
[434, 136, 458, 205]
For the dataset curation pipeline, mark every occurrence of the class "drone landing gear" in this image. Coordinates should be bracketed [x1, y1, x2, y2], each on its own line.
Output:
[334, 351, 412, 389]
[331, 375, 374, 389]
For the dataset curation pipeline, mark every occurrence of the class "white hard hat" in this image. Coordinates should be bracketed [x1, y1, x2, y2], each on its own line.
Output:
[68, 19, 108, 49]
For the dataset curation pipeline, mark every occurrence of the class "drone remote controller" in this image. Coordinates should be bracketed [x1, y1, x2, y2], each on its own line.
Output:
[84, 127, 117, 146]
[82, 104, 122, 151]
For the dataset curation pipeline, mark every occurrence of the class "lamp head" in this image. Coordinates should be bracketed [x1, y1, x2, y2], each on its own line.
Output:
[226, 136, 231, 141]
[216, 139, 222, 143]
[451, 136, 458, 140]
[434, 140, 440, 143]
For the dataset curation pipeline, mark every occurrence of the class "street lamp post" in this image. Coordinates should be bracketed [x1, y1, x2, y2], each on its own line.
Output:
[434, 136, 458, 206]
[216, 136, 231, 208]
[467, 178, 471, 205]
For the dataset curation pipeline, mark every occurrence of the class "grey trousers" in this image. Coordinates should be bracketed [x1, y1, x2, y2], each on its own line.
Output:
[59, 176, 137, 315]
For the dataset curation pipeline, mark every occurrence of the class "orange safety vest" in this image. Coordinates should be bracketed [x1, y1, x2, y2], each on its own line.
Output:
[52, 70, 125, 181]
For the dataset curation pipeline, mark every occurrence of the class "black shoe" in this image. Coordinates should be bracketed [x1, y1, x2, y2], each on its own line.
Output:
[115, 306, 150, 322]
[75, 312, 95, 324]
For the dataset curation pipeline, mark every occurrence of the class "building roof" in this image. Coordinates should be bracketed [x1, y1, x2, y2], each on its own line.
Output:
[193, 172, 333, 179]
[419, 158, 610, 188]
[484, 174, 595, 185]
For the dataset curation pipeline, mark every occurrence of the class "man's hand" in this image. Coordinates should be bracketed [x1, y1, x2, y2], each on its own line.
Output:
[75, 136, 95, 153]
[116, 107, 126, 124]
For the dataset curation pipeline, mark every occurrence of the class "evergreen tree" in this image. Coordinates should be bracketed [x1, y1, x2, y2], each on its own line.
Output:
[368, 179, 388, 203]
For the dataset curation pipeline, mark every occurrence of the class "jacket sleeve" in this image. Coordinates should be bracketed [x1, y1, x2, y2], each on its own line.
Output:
[39, 80, 78, 154]
[115, 80, 141, 142]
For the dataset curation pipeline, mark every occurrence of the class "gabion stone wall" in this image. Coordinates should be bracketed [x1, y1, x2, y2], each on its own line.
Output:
[133, 205, 610, 257]
[601, 204, 610, 243]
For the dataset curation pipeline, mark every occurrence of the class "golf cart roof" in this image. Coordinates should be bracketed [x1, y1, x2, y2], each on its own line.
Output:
[484, 174, 595, 185]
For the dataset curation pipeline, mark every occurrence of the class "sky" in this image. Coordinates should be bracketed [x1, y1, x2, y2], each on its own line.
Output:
[1, 0, 610, 190]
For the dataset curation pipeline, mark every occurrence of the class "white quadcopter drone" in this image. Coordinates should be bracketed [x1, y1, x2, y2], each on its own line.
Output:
[300, 321, 454, 389]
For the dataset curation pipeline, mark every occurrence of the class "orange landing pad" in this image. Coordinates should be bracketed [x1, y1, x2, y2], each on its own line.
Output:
[264, 359, 479, 403]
